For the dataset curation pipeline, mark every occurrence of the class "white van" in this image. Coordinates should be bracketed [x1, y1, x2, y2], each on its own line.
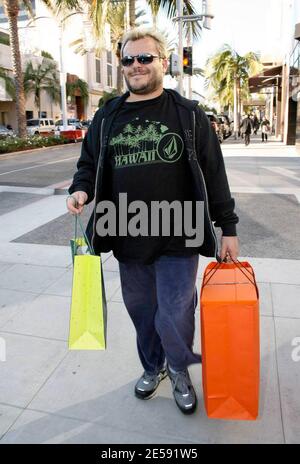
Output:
[26, 118, 55, 135]
[54, 118, 83, 131]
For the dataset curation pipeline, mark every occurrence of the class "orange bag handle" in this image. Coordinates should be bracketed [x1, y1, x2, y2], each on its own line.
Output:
[202, 257, 259, 298]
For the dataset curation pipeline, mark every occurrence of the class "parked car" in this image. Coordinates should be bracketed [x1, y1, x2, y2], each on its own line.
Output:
[205, 112, 223, 143]
[0, 125, 14, 138]
[26, 118, 55, 135]
[80, 119, 92, 129]
[54, 118, 83, 130]
[217, 114, 233, 140]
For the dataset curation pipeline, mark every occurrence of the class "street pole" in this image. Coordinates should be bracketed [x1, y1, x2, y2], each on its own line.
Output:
[270, 86, 274, 134]
[187, 22, 192, 99]
[173, 2, 214, 97]
[85, 52, 91, 120]
[233, 77, 238, 139]
[59, 23, 68, 130]
[275, 77, 279, 139]
[176, 0, 183, 96]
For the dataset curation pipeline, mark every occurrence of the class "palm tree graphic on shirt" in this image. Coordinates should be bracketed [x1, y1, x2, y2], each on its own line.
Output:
[109, 121, 183, 165]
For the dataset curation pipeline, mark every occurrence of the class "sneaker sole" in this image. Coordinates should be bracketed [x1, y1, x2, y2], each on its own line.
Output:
[166, 367, 197, 414]
[134, 371, 167, 400]
[174, 399, 197, 415]
[134, 389, 157, 400]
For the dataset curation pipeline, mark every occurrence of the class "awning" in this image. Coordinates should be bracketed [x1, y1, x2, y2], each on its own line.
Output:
[248, 65, 283, 93]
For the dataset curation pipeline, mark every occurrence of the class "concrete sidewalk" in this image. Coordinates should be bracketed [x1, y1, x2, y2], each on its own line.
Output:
[0, 142, 299, 444]
[0, 228, 299, 443]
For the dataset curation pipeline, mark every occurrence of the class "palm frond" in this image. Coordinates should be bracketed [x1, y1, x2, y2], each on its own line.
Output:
[0, 66, 15, 100]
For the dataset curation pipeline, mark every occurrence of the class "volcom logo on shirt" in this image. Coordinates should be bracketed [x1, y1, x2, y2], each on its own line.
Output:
[157, 133, 183, 163]
[109, 120, 184, 168]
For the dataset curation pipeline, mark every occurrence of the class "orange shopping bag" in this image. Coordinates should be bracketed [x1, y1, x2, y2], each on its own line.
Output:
[200, 260, 260, 420]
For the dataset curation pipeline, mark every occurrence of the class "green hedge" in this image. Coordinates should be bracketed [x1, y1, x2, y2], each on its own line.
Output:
[0, 134, 73, 154]
[0, 34, 10, 46]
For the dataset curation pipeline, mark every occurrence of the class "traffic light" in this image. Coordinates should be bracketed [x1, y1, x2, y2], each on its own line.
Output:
[183, 47, 192, 76]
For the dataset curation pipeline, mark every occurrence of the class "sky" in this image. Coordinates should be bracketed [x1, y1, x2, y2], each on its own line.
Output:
[138, 0, 295, 98]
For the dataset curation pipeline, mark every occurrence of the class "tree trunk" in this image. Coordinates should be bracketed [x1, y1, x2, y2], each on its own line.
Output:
[117, 62, 123, 95]
[4, 0, 27, 138]
[153, 15, 157, 29]
[237, 78, 241, 127]
[233, 77, 239, 139]
[129, 0, 135, 28]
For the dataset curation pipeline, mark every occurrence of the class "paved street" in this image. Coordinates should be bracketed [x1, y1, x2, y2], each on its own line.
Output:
[0, 138, 299, 443]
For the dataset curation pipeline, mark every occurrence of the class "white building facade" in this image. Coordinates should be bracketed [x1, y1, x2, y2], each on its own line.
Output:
[0, 0, 119, 129]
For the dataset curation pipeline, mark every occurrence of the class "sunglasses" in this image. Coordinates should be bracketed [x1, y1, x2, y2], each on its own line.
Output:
[121, 53, 161, 67]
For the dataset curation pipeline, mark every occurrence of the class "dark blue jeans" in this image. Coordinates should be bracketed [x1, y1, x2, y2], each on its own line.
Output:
[119, 255, 201, 374]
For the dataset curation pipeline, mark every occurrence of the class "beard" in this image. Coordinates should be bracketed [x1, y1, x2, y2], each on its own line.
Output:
[124, 70, 163, 95]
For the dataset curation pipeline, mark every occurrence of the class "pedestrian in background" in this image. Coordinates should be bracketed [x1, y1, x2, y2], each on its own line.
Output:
[252, 114, 260, 135]
[261, 116, 270, 142]
[240, 114, 253, 146]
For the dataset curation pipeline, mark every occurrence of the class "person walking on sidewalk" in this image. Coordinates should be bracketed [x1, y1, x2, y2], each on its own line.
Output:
[240, 114, 253, 146]
[261, 116, 270, 142]
[67, 28, 239, 415]
[252, 114, 260, 135]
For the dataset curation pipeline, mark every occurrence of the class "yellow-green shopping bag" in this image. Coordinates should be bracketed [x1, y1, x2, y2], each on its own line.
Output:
[68, 215, 107, 350]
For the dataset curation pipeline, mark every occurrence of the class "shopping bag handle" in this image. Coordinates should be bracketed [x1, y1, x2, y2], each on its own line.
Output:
[74, 214, 94, 255]
[202, 257, 259, 297]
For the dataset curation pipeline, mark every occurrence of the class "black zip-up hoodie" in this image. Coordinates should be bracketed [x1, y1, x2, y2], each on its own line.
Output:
[69, 89, 239, 262]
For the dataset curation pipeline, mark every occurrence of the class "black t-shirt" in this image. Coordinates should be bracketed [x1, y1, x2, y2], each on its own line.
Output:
[101, 90, 198, 264]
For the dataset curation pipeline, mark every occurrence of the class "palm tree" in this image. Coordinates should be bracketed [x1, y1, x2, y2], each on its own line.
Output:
[23, 58, 60, 118]
[98, 89, 118, 108]
[115, 133, 124, 156]
[149, 0, 201, 39]
[146, 123, 159, 150]
[128, 0, 135, 28]
[0, 0, 78, 137]
[107, 1, 147, 95]
[66, 77, 89, 106]
[205, 45, 261, 138]
[129, 0, 201, 39]
[0, 66, 16, 100]
[2, 0, 27, 136]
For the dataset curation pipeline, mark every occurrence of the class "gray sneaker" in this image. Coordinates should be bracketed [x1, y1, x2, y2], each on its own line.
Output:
[135, 368, 167, 400]
[166, 365, 197, 414]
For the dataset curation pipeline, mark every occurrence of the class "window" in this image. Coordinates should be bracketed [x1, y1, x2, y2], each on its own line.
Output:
[26, 111, 33, 120]
[45, 120, 49, 126]
[95, 58, 101, 84]
[27, 119, 39, 127]
[49, 120, 54, 125]
[107, 50, 113, 87]
[38, 111, 47, 118]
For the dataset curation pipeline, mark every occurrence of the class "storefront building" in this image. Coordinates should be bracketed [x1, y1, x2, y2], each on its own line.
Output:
[287, 26, 300, 146]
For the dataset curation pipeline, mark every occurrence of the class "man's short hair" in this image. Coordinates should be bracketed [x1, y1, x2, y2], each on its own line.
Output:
[120, 27, 169, 60]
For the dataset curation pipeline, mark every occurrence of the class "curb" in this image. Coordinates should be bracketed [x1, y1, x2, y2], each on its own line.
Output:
[0, 141, 81, 159]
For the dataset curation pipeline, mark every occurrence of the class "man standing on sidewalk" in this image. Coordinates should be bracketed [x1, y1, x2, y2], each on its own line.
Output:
[67, 28, 239, 415]
[240, 114, 253, 146]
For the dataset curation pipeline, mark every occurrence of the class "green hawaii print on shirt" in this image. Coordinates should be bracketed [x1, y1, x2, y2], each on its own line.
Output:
[109, 119, 184, 168]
